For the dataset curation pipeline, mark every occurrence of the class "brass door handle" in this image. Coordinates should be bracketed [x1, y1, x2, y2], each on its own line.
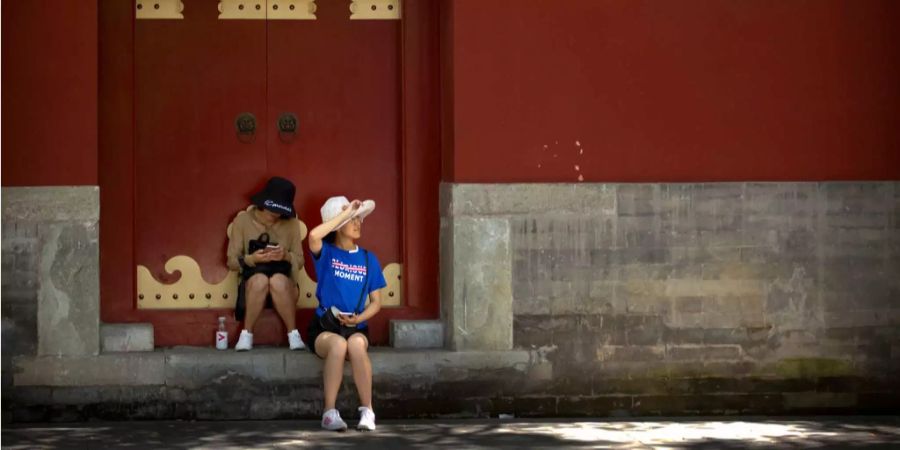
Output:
[235, 112, 256, 136]
[278, 113, 298, 134]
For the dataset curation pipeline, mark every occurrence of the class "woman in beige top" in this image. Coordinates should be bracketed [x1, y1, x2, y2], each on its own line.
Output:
[226, 177, 306, 351]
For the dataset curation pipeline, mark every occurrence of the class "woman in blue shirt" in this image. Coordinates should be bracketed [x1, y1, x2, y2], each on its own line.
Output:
[307, 196, 385, 432]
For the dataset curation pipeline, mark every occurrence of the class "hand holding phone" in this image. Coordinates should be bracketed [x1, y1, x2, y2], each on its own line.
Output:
[331, 306, 353, 316]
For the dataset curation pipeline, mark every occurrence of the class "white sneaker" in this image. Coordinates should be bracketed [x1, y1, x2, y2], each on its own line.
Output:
[321, 408, 348, 431]
[357, 406, 376, 431]
[234, 330, 253, 351]
[288, 329, 306, 350]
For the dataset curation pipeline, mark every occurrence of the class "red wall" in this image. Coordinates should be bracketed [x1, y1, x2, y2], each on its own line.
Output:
[444, 0, 900, 182]
[2, 1, 98, 186]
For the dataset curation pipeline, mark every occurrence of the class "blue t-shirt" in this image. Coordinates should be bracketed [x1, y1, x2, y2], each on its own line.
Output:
[311, 242, 386, 329]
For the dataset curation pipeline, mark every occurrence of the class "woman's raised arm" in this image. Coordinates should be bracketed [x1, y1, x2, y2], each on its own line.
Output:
[308, 199, 360, 255]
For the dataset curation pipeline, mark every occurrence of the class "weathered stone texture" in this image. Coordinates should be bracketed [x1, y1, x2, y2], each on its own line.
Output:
[440, 203, 514, 350]
[100, 323, 155, 353]
[2, 187, 100, 359]
[390, 320, 444, 349]
[443, 181, 898, 417]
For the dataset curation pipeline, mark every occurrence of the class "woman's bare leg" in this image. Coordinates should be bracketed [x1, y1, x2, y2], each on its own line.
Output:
[268, 274, 297, 331]
[316, 333, 348, 410]
[346, 333, 372, 408]
[243, 274, 269, 331]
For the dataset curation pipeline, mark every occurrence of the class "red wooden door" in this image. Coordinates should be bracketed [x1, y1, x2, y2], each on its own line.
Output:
[135, 0, 268, 291]
[266, 6, 403, 344]
[131, 1, 407, 346]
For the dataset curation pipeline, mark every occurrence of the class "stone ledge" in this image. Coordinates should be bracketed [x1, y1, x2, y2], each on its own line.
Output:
[1, 186, 100, 223]
[14, 352, 166, 387]
[14, 347, 536, 388]
[441, 183, 617, 217]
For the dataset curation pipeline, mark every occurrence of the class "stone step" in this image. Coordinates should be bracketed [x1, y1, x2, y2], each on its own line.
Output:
[13, 347, 534, 387]
[390, 320, 444, 349]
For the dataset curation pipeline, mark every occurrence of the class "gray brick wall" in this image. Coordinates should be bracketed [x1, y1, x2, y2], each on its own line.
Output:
[443, 182, 899, 415]
[510, 183, 899, 366]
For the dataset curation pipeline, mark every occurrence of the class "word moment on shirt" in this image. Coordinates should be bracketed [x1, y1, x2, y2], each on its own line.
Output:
[331, 258, 367, 282]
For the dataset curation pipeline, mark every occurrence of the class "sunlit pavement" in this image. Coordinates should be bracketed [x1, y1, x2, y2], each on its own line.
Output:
[4, 417, 900, 449]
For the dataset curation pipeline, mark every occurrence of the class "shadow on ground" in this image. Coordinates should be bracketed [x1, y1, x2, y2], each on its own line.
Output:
[4, 416, 900, 449]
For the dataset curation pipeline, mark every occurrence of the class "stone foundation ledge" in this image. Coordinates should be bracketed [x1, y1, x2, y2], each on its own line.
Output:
[12, 347, 539, 388]
[6, 347, 899, 422]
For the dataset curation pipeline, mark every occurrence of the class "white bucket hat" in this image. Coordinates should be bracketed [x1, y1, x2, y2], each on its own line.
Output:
[320, 196, 375, 229]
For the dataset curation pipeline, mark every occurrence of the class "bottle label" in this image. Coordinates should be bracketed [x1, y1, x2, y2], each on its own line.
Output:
[216, 331, 228, 350]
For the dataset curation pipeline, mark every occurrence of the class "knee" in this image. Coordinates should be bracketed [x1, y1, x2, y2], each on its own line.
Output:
[347, 335, 368, 358]
[246, 274, 269, 295]
[268, 274, 292, 295]
[329, 338, 348, 357]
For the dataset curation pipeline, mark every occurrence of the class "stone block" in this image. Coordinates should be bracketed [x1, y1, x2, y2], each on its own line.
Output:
[784, 392, 858, 409]
[390, 320, 444, 349]
[164, 348, 294, 388]
[596, 345, 665, 362]
[742, 182, 817, 216]
[442, 183, 616, 217]
[705, 296, 767, 328]
[623, 315, 666, 346]
[442, 217, 513, 351]
[37, 223, 100, 356]
[2, 186, 100, 223]
[616, 184, 659, 217]
[511, 216, 616, 252]
[556, 395, 632, 416]
[666, 345, 742, 361]
[101, 323, 154, 352]
[367, 349, 532, 378]
[1, 304, 38, 356]
[821, 183, 891, 217]
[2, 187, 101, 358]
[14, 352, 165, 386]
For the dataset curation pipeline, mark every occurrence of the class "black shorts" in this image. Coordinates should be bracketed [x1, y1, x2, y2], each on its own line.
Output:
[306, 318, 369, 358]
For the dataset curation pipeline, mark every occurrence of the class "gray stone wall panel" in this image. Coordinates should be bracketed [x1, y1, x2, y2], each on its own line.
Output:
[2, 187, 100, 359]
[449, 181, 899, 403]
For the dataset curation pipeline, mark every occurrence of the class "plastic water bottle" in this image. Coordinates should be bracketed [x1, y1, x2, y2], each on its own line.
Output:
[216, 316, 228, 350]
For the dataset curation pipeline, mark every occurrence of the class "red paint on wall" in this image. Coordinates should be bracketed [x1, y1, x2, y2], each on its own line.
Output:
[444, 0, 900, 182]
[2, 1, 98, 186]
[99, 0, 136, 324]
[403, 0, 443, 317]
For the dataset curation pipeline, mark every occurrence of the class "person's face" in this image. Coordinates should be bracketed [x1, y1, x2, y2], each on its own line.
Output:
[338, 216, 363, 240]
[260, 209, 281, 223]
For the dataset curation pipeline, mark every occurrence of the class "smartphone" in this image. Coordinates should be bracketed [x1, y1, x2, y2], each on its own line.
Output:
[330, 306, 354, 316]
[265, 244, 279, 249]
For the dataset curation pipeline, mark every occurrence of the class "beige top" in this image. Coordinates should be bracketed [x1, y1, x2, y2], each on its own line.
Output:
[226, 206, 304, 283]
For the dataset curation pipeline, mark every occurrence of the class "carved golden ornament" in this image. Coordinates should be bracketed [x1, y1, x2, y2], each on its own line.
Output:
[350, 0, 401, 20]
[137, 256, 238, 309]
[218, 0, 316, 20]
[136, 0, 184, 19]
[269, 0, 317, 20]
[137, 257, 402, 309]
[218, 0, 266, 19]
[138, 207, 402, 309]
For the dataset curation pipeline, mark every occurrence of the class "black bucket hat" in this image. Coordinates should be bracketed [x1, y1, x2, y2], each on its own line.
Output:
[251, 177, 296, 218]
